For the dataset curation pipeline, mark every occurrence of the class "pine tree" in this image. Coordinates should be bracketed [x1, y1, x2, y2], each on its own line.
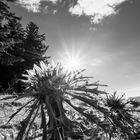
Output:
[20, 21, 49, 71]
[0, 0, 22, 65]
[0, 0, 24, 90]
[11, 22, 50, 92]
[0, 1, 49, 91]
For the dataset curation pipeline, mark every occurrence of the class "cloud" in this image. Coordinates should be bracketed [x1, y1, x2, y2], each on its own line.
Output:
[17, 0, 59, 12]
[43, 5, 58, 14]
[69, 0, 128, 24]
[17, 0, 40, 12]
[16, 0, 129, 24]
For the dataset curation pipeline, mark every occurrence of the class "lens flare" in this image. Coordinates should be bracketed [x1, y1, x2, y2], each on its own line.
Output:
[64, 55, 81, 71]
[57, 40, 88, 72]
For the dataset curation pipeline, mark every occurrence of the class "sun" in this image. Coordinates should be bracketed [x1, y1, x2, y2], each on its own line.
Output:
[60, 50, 83, 72]
[58, 41, 87, 72]
[64, 56, 81, 71]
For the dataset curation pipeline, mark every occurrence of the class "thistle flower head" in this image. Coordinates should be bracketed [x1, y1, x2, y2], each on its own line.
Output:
[23, 61, 64, 90]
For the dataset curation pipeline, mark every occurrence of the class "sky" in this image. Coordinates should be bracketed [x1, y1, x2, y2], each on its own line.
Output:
[7, 0, 140, 97]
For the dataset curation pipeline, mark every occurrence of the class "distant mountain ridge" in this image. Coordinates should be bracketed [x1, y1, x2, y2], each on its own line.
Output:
[130, 96, 140, 102]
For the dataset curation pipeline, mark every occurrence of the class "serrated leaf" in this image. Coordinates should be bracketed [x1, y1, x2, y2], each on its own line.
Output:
[0, 95, 17, 101]
[24, 104, 40, 140]
[15, 99, 39, 140]
[41, 103, 47, 140]
[64, 99, 104, 129]
[68, 93, 109, 114]
[7, 98, 35, 123]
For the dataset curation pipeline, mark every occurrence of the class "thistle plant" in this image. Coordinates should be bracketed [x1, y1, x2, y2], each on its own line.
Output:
[104, 92, 140, 139]
[0, 60, 111, 140]
[1, 61, 140, 140]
